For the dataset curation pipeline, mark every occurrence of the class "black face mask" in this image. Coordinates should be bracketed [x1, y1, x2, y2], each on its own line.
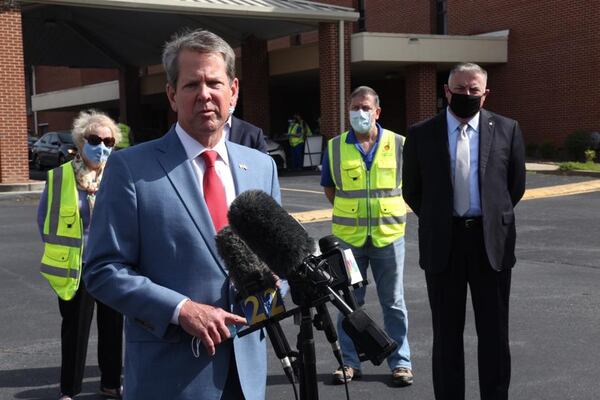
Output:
[449, 91, 482, 119]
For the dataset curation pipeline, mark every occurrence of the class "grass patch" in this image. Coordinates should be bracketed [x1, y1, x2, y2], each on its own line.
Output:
[559, 161, 600, 172]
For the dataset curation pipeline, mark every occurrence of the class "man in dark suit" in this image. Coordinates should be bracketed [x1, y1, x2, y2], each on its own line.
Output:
[228, 114, 268, 153]
[402, 63, 526, 400]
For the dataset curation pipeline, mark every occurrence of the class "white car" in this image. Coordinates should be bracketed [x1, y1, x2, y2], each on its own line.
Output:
[266, 138, 287, 170]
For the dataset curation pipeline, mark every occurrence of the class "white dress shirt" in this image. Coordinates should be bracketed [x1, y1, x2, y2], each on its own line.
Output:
[175, 122, 236, 206]
[171, 122, 237, 324]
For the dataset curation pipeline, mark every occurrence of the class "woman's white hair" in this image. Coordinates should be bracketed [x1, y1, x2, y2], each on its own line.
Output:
[71, 109, 121, 150]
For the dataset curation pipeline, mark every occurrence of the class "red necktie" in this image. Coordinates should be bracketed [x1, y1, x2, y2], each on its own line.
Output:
[201, 150, 228, 232]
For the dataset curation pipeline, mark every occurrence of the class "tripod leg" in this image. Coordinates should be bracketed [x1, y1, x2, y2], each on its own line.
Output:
[297, 307, 319, 400]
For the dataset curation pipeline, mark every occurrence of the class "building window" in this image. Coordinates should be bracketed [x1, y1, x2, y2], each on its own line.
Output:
[436, 0, 447, 35]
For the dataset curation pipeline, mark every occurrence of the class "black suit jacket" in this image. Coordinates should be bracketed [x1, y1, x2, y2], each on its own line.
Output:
[402, 109, 526, 272]
[229, 116, 268, 154]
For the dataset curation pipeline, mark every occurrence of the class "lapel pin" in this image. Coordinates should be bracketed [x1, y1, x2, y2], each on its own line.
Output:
[239, 163, 248, 170]
[489, 121, 493, 126]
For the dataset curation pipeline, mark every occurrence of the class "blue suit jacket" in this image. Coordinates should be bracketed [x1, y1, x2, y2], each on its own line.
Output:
[84, 127, 280, 400]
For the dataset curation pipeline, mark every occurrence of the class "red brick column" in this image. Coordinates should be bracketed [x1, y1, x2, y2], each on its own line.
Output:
[241, 36, 270, 134]
[0, 4, 28, 183]
[405, 64, 437, 128]
[319, 21, 351, 140]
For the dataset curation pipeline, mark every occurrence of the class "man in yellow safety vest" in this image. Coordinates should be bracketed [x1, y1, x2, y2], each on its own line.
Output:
[320, 86, 413, 387]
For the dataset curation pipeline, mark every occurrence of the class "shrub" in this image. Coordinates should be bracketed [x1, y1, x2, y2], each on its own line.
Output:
[584, 149, 596, 163]
[564, 130, 592, 161]
[525, 143, 538, 158]
[539, 141, 557, 160]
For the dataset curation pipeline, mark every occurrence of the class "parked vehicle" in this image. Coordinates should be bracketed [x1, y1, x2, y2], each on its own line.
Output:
[27, 135, 37, 162]
[31, 131, 77, 169]
[266, 138, 287, 170]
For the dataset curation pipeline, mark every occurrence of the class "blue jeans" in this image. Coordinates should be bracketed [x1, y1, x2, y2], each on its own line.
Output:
[290, 143, 304, 170]
[336, 236, 411, 371]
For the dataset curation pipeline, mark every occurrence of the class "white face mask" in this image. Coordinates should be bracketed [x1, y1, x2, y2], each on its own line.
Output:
[349, 110, 372, 134]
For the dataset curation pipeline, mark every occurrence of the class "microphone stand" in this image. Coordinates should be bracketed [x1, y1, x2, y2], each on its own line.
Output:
[297, 305, 319, 400]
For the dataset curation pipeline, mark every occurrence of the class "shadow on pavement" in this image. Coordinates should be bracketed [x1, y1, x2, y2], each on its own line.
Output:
[0, 366, 103, 399]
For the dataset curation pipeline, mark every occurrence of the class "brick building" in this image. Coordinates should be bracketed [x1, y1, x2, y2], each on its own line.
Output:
[1, 0, 597, 183]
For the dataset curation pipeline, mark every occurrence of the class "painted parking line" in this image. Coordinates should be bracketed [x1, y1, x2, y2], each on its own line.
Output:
[281, 187, 324, 195]
[289, 179, 600, 224]
[521, 179, 600, 200]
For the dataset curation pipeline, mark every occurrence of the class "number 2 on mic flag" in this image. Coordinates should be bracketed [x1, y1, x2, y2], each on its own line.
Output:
[242, 288, 286, 326]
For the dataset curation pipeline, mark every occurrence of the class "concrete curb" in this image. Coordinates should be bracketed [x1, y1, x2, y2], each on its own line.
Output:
[531, 169, 600, 178]
[0, 181, 45, 193]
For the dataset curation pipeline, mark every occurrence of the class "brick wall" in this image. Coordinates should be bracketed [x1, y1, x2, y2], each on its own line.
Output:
[319, 21, 352, 139]
[405, 64, 437, 128]
[35, 66, 118, 93]
[241, 36, 271, 134]
[364, 0, 433, 33]
[0, 6, 28, 183]
[447, 0, 599, 147]
[36, 111, 79, 132]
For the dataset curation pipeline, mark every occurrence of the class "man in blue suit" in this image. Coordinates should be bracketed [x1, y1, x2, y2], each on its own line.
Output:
[84, 29, 280, 400]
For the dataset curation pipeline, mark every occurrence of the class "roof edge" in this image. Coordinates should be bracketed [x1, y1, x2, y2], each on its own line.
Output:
[20, 0, 360, 22]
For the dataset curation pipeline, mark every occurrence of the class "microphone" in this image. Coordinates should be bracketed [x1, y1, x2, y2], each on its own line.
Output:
[227, 191, 344, 361]
[228, 190, 398, 366]
[227, 190, 315, 280]
[215, 227, 296, 384]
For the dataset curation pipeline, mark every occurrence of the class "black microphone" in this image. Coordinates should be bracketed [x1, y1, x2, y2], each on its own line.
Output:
[215, 227, 296, 384]
[228, 190, 398, 366]
[227, 190, 315, 280]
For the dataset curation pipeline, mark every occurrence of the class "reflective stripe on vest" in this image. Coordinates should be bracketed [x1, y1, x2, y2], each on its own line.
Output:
[329, 129, 406, 248]
[40, 162, 83, 301]
[40, 264, 80, 279]
[288, 121, 311, 147]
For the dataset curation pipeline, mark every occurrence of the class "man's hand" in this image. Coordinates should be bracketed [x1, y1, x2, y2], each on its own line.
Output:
[178, 300, 247, 356]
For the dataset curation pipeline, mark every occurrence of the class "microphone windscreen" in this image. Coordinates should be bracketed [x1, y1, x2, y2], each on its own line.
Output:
[228, 190, 315, 278]
[215, 226, 277, 298]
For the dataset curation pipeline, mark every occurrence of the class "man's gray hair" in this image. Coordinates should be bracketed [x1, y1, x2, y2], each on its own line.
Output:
[71, 109, 121, 150]
[162, 29, 236, 87]
[349, 86, 380, 108]
[448, 62, 488, 83]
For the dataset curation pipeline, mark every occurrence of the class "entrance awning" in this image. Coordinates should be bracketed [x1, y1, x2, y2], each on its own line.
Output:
[21, 0, 358, 68]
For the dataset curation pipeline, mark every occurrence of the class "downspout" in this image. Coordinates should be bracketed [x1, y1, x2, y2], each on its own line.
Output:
[32, 65, 38, 135]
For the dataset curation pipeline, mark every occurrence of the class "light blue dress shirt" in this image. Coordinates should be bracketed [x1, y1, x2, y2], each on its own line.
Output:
[446, 108, 482, 217]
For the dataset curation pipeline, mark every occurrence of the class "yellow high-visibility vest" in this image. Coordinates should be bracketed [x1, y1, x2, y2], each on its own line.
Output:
[288, 120, 312, 147]
[116, 123, 131, 149]
[328, 129, 406, 248]
[40, 161, 83, 300]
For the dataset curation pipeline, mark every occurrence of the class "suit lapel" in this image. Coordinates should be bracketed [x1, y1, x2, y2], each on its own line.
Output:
[227, 141, 252, 195]
[155, 129, 227, 276]
[479, 109, 495, 180]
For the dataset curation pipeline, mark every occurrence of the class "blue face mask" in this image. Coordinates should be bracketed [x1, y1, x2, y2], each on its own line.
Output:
[83, 142, 112, 167]
[349, 110, 372, 134]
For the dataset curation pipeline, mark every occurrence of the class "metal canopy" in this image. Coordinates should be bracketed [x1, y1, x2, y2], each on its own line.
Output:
[21, 0, 358, 68]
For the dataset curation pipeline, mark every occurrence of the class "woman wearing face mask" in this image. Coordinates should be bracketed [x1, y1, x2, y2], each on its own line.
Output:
[37, 110, 123, 400]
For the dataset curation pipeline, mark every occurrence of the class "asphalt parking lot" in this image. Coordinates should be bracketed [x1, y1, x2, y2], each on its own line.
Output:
[0, 171, 598, 400]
